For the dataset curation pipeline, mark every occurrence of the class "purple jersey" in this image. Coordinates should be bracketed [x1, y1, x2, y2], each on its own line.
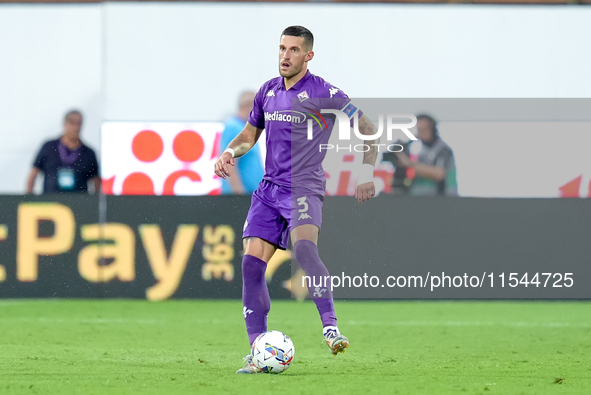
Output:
[248, 71, 360, 194]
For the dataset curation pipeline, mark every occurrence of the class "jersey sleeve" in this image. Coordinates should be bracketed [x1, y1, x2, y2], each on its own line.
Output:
[247, 84, 267, 130]
[324, 84, 363, 125]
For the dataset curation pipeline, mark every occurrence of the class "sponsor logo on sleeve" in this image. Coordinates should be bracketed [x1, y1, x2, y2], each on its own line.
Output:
[342, 102, 358, 119]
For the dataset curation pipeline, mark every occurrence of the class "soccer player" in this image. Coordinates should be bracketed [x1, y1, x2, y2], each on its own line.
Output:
[214, 26, 379, 374]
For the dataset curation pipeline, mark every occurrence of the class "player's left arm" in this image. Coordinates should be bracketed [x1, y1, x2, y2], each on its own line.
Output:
[355, 114, 379, 204]
[326, 86, 377, 203]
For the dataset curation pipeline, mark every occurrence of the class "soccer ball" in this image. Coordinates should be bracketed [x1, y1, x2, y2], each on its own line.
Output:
[251, 330, 295, 373]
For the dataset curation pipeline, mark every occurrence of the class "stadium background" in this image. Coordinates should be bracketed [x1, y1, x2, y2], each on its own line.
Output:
[1, 0, 590, 393]
[1, 3, 591, 194]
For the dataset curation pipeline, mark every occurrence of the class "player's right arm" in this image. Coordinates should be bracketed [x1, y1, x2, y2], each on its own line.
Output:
[214, 122, 263, 179]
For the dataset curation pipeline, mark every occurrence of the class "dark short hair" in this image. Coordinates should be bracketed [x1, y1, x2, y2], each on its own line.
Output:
[416, 114, 438, 135]
[281, 26, 314, 50]
[64, 109, 83, 121]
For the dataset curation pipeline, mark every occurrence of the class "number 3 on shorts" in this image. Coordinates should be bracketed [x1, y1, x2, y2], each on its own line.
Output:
[297, 196, 308, 213]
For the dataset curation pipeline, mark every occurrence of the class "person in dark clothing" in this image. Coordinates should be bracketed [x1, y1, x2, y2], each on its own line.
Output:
[26, 110, 100, 194]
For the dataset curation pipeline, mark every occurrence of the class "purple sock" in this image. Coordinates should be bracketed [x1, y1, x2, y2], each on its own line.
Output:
[293, 240, 337, 328]
[242, 255, 270, 346]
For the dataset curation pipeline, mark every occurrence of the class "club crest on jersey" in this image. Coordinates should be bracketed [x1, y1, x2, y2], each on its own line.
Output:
[297, 90, 309, 103]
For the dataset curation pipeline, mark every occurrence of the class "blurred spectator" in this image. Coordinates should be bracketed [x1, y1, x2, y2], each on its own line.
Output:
[220, 91, 264, 194]
[394, 114, 457, 196]
[26, 110, 100, 194]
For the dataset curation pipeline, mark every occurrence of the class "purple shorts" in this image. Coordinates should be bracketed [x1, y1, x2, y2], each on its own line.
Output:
[243, 180, 324, 250]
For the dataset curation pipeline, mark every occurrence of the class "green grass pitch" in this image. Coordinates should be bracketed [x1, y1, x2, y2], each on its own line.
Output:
[1, 300, 590, 394]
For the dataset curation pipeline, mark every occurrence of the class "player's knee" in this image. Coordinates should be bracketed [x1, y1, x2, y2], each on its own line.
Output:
[293, 239, 319, 263]
[243, 237, 274, 262]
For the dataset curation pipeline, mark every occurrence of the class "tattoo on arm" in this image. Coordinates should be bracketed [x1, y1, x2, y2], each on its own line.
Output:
[358, 115, 379, 166]
[228, 124, 263, 158]
[231, 136, 255, 158]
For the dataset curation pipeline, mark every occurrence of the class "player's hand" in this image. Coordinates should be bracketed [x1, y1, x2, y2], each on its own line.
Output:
[356, 182, 375, 204]
[214, 152, 235, 179]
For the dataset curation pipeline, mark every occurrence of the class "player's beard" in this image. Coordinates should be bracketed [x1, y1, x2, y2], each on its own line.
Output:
[279, 60, 304, 79]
